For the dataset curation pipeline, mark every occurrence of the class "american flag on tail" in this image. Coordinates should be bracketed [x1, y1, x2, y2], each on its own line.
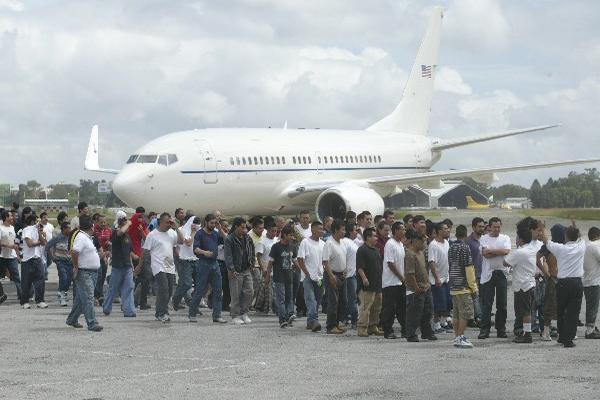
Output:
[421, 64, 432, 78]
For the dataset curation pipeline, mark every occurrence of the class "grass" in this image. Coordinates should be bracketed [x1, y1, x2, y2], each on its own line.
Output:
[519, 208, 600, 221]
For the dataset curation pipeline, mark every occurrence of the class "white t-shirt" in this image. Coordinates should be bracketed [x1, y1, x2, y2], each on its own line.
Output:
[178, 227, 197, 261]
[296, 224, 312, 239]
[297, 237, 324, 281]
[546, 239, 586, 279]
[505, 241, 539, 292]
[256, 235, 278, 274]
[70, 216, 80, 230]
[22, 225, 42, 261]
[143, 229, 178, 276]
[0, 224, 17, 259]
[428, 239, 450, 284]
[480, 234, 512, 284]
[72, 231, 101, 270]
[41, 223, 54, 263]
[322, 238, 347, 273]
[341, 237, 359, 278]
[584, 240, 600, 287]
[383, 238, 405, 288]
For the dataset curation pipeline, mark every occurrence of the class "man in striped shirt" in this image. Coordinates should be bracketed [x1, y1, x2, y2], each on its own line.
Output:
[448, 225, 478, 348]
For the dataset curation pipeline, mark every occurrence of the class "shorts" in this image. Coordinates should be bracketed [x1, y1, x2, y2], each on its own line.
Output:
[452, 293, 474, 320]
[431, 281, 452, 312]
[514, 288, 534, 320]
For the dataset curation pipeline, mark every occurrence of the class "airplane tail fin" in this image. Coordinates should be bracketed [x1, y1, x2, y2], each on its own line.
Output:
[367, 6, 443, 135]
[85, 125, 119, 174]
[466, 195, 489, 209]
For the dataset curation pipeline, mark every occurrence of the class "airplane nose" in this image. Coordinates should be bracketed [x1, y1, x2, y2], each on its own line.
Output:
[112, 170, 147, 206]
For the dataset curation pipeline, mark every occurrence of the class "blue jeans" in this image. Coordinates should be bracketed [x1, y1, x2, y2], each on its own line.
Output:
[55, 259, 73, 293]
[172, 259, 196, 307]
[67, 270, 99, 329]
[189, 259, 222, 319]
[273, 281, 294, 323]
[20, 258, 45, 305]
[0, 257, 22, 300]
[345, 276, 358, 325]
[103, 267, 136, 316]
[303, 278, 323, 325]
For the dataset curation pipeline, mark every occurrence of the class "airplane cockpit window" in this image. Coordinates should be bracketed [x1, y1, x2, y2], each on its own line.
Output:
[137, 155, 158, 163]
[127, 154, 139, 164]
[157, 155, 168, 166]
[167, 154, 178, 165]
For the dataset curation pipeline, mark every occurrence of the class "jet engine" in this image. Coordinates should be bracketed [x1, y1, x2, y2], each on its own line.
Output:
[315, 184, 384, 221]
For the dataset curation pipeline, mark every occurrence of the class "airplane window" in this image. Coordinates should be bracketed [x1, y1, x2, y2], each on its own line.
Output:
[340, 156, 344, 164]
[265, 156, 269, 165]
[302, 156, 307, 164]
[378, 155, 382, 163]
[242, 157, 246, 165]
[167, 154, 178, 165]
[271, 156, 275, 164]
[368, 155, 372, 163]
[359, 155, 363, 163]
[317, 156, 321, 164]
[349, 156, 354, 163]
[329, 156, 333, 163]
[157, 155, 168, 166]
[276, 156, 280, 164]
[236, 157, 240, 165]
[282, 156, 286, 164]
[324, 156, 328, 164]
[248, 157, 253, 165]
[293, 156, 296, 164]
[259, 156, 263, 165]
[254, 156, 258, 165]
[127, 154, 139, 164]
[137, 155, 158, 163]
[230, 157, 234, 166]
[345, 155, 349, 163]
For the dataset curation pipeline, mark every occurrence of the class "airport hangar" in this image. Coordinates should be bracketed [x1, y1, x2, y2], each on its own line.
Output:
[384, 180, 489, 209]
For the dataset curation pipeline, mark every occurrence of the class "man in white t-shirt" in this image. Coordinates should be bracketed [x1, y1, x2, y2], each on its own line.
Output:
[428, 222, 452, 333]
[295, 210, 312, 239]
[504, 225, 540, 343]
[39, 211, 54, 280]
[322, 220, 347, 334]
[138, 212, 184, 323]
[381, 221, 407, 339]
[21, 214, 48, 309]
[583, 227, 600, 339]
[297, 221, 325, 332]
[256, 222, 279, 315]
[478, 217, 511, 339]
[0, 210, 21, 303]
[66, 215, 103, 331]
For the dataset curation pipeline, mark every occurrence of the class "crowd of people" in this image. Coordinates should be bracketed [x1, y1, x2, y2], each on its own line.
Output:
[1, 202, 599, 349]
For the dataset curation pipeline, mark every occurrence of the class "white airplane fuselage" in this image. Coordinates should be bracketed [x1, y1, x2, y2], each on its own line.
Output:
[112, 128, 440, 215]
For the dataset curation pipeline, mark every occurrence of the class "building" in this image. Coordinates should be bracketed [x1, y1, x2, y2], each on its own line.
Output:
[498, 197, 532, 209]
[23, 199, 70, 212]
[384, 180, 489, 209]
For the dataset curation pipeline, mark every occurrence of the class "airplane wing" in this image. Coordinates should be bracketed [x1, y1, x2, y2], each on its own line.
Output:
[85, 125, 119, 174]
[365, 158, 600, 187]
[430, 124, 558, 151]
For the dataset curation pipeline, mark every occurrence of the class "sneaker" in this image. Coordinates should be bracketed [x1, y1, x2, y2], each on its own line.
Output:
[188, 316, 198, 323]
[36, 302, 48, 309]
[327, 326, 344, 334]
[514, 333, 533, 343]
[434, 326, 445, 334]
[59, 297, 68, 307]
[200, 298, 208, 308]
[213, 318, 227, 324]
[22, 302, 31, 309]
[550, 326, 558, 338]
[67, 321, 83, 328]
[288, 314, 297, 325]
[368, 326, 384, 336]
[88, 324, 104, 332]
[459, 336, 474, 348]
[311, 321, 322, 332]
[337, 323, 347, 332]
[563, 341, 576, 348]
[156, 315, 170, 323]
[242, 314, 252, 324]
[541, 329, 552, 341]
[453, 336, 462, 347]
[421, 334, 438, 341]
[497, 330, 508, 338]
[0, 294, 7, 305]
[406, 336, 420, 342]
[280, 321, 288, 328]
[232, 317, 245, 325]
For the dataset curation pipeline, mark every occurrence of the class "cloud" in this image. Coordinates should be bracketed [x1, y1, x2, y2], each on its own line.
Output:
[435, 67, 472, 95]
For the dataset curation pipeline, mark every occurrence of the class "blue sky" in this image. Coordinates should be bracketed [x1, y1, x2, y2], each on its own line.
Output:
[1, 0, 599, 188]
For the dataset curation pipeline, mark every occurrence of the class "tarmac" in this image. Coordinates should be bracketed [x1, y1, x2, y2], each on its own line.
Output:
[1, 209, 600, 399]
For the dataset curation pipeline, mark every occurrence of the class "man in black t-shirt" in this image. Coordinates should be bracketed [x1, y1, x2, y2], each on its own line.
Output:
[266, 225, 298, 328]
[356, 228, 384, 337]
[102, 215, 136, 317]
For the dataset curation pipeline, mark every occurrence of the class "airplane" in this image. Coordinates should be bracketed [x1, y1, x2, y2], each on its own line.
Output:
[466, 196, 490, 210]
[85, 7, 600, 220]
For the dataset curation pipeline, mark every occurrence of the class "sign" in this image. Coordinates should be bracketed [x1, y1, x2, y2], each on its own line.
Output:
[97, 182, 110, 193]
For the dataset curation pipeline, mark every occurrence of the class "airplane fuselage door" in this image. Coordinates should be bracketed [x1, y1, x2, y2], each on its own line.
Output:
[194, 139, 218, 184]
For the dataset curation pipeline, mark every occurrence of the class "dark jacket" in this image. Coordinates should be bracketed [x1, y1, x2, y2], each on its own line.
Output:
[224, 232, 255, 273]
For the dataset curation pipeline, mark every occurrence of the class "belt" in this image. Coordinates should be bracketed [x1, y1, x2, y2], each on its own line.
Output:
[78, 268, 99, 272]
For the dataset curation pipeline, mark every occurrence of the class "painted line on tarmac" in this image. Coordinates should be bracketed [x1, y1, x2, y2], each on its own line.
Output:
[28, 361, 268, 388]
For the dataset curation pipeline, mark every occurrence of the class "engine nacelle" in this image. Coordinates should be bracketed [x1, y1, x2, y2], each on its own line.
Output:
[315, 184, 384, 221]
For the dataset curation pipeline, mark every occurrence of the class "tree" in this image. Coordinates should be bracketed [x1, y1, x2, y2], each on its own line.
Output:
[530, 179, 543, 208]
